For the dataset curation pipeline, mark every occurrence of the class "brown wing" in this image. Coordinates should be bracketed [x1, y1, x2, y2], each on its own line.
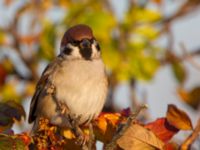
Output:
[28, 57, 62, 123]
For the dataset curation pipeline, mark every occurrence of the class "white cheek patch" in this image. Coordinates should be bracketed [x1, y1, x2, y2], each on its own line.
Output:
[67, 44, 82, 59]
[91, 42, 100, 59]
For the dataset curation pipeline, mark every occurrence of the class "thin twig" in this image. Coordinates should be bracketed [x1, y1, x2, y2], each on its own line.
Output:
[180, 118, 200, 150]
[180, 43, 200, 70]
[160, 0, 200, 32]
[104, 105, 148, 150]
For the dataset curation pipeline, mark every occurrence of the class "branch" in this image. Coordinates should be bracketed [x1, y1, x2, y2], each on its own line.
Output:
[180, 118, 200, 150]
[161, 0, 200, 32]
[104, 105, 148, 150]
[160, 47, 200, 69]
[180, 43, 200, 70]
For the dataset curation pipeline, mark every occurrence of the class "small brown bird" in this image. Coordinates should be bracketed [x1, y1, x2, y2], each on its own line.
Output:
[28, 24, 108, 133]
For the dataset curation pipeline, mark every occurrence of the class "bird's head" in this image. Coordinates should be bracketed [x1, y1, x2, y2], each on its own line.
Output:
[60, 24, 101, 60]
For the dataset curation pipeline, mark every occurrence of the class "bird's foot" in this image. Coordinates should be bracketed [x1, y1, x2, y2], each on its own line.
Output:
[76, 132, 89, 146]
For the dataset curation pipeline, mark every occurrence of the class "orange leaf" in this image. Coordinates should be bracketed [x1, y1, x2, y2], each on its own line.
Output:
[166, 104, 193, 130]
[95, 112, 121, 133]
[62, 129, 75, 139]
[17, 133, 32, 146]
[94, 112, 122, 143]
[145, 118, 179, 143]
[152, 0, 162, 4]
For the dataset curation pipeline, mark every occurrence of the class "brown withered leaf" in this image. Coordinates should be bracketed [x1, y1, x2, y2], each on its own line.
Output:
[177, 87, 200, 110]
[0, 101, 26, 132]
[166, 104, 193, 130]
[117, 124, 164, 150]
[145, 118, 179, 143]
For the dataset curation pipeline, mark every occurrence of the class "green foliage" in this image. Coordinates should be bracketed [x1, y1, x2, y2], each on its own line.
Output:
[38, 21, 56, 61]
[171, 62, 186, 84]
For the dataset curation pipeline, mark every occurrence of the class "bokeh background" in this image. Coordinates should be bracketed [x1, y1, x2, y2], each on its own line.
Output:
[0, 0, 200, 149]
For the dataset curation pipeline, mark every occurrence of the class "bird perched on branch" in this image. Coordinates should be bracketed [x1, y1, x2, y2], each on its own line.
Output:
[28, 24, 108, 138]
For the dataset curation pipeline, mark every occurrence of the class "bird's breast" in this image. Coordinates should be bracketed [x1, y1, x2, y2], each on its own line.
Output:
[52, 59, 107, 124]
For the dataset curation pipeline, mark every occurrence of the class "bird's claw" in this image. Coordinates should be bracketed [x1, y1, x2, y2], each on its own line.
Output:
[75, 134, 89, 146]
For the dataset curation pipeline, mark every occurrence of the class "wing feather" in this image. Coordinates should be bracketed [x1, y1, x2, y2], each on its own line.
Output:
[28, 57, 63, 123]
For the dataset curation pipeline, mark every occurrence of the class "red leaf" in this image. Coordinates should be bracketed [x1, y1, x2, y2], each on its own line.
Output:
[164, 142, 178, 150]
[0, 64, 7, 86]
[145, 118, 179, 143]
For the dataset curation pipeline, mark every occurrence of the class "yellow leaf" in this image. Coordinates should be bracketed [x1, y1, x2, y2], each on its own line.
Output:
[134, 25, 159, 40]
[24, 82, 35, 96]
[0, 31, 6, 45]
[62, 129, 75, 139]
[134, 8, 162, 23]
[0, 83, 21, 102]
[102, 47, 121, 70]
[125, 7, 162, 24]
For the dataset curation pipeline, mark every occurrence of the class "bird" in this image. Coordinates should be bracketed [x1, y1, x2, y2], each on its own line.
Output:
[28, 24, 108, 135]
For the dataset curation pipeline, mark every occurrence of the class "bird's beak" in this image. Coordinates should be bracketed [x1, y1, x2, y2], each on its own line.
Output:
[80, 39, 91, 49]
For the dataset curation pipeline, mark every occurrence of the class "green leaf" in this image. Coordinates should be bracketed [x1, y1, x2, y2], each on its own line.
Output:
[38, 21, 56, 60]
[102, 43, 121, 70]
[65, 1, 116, 42]
[171, 62, 186, 84]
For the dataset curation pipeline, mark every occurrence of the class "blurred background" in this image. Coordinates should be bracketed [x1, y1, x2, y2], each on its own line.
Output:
[0, 0, 200, 148]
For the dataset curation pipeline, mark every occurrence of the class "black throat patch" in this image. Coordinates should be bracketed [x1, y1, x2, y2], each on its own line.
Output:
[79, 47, 92, 60]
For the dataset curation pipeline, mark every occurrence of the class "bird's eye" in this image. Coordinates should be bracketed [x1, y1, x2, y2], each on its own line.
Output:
[71, 40, 79, 46]
[96, 43, 100, 51]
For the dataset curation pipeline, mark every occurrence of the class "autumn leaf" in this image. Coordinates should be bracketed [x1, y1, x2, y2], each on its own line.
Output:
[145, 118, 179, 143]
[117, 124, 164, 150]
[0, 134, 29, 150]
[166, 104, 193, 130]
[17, 133, 32, 146]
[0, 64, 7, 87]
[94, 113, 122, 133]
[0, 101, 26, 132]
[94, 112, 122, 143]
[152, 0, 162, 5]
[164, 142, 179, 150]
[177, 87, 200, 109]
